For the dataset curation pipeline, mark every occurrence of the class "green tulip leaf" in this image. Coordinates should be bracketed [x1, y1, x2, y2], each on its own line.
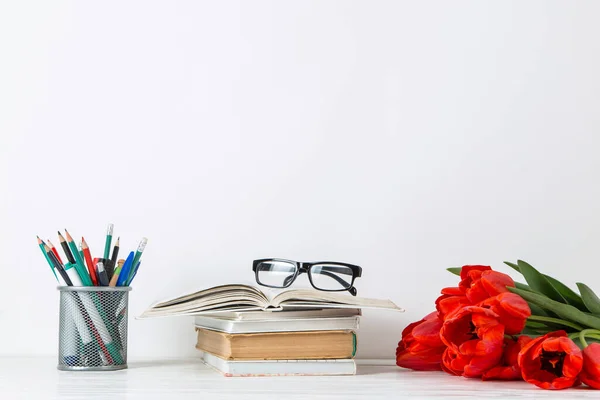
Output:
[446, 267, 462, 276]
[504, 261, 520, 273]
[525, 320, 547, 329]
[527, 301, 550, 317]
[508, 287, 600, 330]
[515, 282, 531, 291]
[577, 283, 600, 315]
[544, 275, 587, 311]
[527, 315, 584, 331]
[517, 260, 566, 303]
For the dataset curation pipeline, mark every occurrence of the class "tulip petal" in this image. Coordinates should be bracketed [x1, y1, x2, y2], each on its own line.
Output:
[581, 344, 600, 389]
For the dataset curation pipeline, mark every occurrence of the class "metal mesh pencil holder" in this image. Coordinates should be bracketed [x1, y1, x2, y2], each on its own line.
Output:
[57, 286, 132, 371]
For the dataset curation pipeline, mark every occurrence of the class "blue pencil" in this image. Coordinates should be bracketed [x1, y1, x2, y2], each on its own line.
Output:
[116, 252, 134, 286]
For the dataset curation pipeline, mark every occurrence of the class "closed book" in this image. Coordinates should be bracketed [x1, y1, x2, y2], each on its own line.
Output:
[194, 315, 360, 334]
[199, 351, 356, 377]
[195, 328, 357, 360]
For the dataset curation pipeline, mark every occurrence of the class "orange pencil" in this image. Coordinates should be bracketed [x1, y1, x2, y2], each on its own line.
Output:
[47, 239, 63, 264]
[81, 237, 98, 286]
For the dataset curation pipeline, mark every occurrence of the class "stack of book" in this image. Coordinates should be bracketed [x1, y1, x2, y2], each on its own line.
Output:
[194, 308, 360, 376]
[141, 284, 402, 377]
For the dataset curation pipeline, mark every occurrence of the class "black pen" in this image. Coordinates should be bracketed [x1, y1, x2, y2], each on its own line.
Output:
[96, 261, 110, 286]
[107, 237, 119, 279]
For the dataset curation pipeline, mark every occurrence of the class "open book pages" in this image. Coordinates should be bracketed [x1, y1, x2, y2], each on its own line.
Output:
[139, 284, 403, 318]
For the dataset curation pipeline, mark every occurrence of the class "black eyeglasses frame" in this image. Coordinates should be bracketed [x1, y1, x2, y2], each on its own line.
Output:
[252, 258, 362, 296]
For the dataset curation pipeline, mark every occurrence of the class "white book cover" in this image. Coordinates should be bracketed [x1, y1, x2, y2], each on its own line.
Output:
[194, 315, 360, 334]
[199, 351, 357, 377]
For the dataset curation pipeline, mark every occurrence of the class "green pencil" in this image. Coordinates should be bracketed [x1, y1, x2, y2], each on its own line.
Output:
[128, 237, 148, 282]
[37, 236, 58, 281]
[103, 223, 113, 260]
[64, 229, 93, 286]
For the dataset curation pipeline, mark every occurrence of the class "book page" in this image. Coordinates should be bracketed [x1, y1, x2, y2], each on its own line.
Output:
[152, 284, 268, 308]
[271, 289, 403, 311]
[139, 284, 270, 317]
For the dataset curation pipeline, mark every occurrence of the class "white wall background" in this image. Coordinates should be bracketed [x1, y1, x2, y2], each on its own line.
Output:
[1, 0, 600, 360]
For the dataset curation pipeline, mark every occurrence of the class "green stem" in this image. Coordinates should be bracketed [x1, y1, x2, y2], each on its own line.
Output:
[580, 329, 592, 348]
[528, 315, 585, 331]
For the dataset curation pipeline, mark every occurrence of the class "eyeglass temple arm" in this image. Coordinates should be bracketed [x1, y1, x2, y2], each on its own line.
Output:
[282, 270, 358, 296]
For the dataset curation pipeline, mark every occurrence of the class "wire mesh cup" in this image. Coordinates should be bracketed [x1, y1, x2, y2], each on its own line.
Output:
[57, 286, 132, 371]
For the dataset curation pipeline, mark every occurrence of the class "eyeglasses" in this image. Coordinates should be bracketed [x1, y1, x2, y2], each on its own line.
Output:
[252, 258, 362, 296]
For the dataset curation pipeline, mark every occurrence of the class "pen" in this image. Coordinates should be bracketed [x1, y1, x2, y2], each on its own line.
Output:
[96, 261, 109, 286]
[129, 238, 147, 283]
[103, 223, 113, 260]
[109, 259, 125, 287]
[117, 252, 134, 286]
[107, 237, 120, 279]
[81, 237, 98, 286]
[127, 261, 141, 286]
[58, 231, 76, 264]
[64, 262, 83, 286]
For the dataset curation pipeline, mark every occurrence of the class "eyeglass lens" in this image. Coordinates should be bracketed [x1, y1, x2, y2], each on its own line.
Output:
[256, 260, 297, 287]
[309, 264, 353, 290]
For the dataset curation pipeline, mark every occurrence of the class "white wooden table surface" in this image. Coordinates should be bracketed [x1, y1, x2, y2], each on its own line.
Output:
[0, 357, 597, 399]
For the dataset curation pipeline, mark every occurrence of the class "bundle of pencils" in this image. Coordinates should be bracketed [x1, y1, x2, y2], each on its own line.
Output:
[37, 223, 148, 287]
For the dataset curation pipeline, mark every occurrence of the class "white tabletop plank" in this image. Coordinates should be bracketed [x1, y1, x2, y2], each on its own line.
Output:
[0, 357, 595, 399]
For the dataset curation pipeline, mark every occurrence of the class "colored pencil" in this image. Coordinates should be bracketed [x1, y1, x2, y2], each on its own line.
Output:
[64, 229, 93, 286]
[109, 259, 125, 287]
[37, 236, 58, 281]
[47, 239, 63, 264]
[78, 243, 84, 266]
[43, 242, 72, 286]
[103, 223, 113, 260]
[129, 237, 147, 282]
[58, 231, 76, 264]
[81, 237, 98, 286]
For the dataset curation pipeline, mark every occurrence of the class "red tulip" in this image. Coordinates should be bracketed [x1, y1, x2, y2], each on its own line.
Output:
[441, 347, 464, 376]
[436, 292, 470, 319]
[396, 312, 446, 371]
[518, 331, 583, 390]
[581, 343, 600, 389]
[482, 336, 533, 380]
[459, 265, 515, 304]
[480, 292, 531, 335]
[440, 305, 504, 377]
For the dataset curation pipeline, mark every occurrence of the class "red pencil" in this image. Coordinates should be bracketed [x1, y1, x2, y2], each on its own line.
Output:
[47, 239, 63, 264]
[81, 237, 98, 286]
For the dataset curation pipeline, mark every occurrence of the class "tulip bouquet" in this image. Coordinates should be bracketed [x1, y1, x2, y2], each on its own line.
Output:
[396, 261, 600, 390]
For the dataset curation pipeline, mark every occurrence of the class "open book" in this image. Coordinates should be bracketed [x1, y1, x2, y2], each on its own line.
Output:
[139, 284, 403, 318]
